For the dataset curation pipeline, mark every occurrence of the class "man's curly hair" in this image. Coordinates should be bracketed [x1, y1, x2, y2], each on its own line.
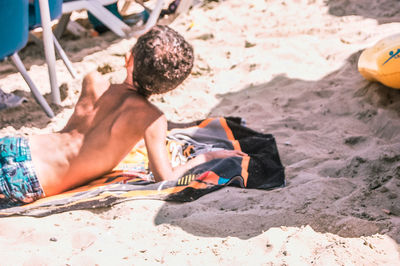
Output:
[132, 25, 194, 97]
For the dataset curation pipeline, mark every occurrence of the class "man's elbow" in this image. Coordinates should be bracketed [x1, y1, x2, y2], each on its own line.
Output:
[83, 71, 102, 84]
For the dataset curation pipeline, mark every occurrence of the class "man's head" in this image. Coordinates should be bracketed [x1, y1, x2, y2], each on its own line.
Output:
[131, 25, 194, 97]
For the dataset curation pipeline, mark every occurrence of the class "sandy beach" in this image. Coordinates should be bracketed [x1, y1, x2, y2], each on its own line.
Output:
[0, 0, 399, 264]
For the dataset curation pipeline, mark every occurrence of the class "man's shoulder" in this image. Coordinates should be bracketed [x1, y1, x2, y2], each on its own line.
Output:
[84, 71, 104, 82]
[82, 71, 110, 98]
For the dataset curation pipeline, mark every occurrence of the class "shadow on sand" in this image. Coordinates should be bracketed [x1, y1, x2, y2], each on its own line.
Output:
[326, 0, 400, 24]
[153, 51, 400, 241]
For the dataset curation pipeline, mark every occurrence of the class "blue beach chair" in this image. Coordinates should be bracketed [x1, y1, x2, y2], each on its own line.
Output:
[0, 0, 54, 117]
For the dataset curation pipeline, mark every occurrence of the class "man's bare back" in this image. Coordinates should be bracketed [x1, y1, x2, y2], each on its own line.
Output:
[29, 72, 163, 196]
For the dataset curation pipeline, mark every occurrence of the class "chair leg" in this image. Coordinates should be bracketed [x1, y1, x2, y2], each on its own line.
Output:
[10, 53, 55, 118]
[52, 34, 77, 79]
[38, 0, 61, 105]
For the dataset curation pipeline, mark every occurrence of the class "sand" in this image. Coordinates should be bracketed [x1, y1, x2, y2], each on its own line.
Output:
[0, 0, 400, 264]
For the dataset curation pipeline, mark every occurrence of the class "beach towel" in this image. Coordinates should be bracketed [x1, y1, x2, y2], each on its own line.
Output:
[0, 117, 285, 217]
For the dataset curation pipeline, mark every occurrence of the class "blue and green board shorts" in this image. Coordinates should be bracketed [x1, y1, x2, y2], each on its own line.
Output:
[0, 136, 44, 204]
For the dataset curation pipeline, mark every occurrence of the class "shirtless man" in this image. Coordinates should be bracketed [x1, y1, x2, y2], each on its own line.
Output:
[0, 25, 245, 205]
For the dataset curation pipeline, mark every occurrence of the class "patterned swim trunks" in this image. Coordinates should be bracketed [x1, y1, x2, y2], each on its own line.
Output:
[0, 136, 44, 204]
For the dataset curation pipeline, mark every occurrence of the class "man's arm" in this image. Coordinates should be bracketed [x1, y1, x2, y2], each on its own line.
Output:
[144, 115, 246, 182]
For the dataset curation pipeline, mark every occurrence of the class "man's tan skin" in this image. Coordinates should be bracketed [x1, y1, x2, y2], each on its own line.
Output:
[28, 26, 245, 197]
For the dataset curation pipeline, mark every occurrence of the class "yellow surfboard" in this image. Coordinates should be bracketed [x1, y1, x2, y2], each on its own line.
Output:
[358, 33, 400, 89]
